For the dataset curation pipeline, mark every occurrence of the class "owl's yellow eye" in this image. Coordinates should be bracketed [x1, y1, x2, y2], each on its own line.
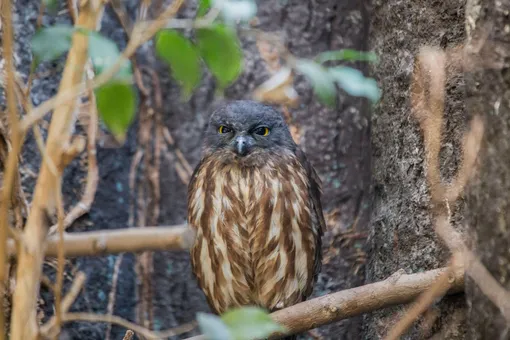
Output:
[254, 126, 270, 136]
[218, 125, 232, 134]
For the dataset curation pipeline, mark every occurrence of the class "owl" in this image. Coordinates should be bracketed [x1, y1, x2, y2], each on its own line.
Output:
[187, 100, 325, 339]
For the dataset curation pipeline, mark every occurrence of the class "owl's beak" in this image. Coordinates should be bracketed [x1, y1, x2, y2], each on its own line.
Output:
[234, 136, 251, 156]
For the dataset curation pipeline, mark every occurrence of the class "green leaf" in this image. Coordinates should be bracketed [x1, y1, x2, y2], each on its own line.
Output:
[95, 82, 137, 143]
[197, 313, 232, 340]
[329, 66, 381, 103]
[31, 25, 74, 64]
[156, 30, 202, 100]
[196, 24, 243, 90]
[295, 59, 337, 107]
[43, 0, 59, 14]
[316, 49, 378, 64]
[85, 30, 132, 81]
[197, 0, 212, 17]
[221, 306, 286, 340]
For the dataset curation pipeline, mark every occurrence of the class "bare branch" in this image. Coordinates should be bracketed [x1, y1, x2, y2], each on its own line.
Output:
[434, 215, 510, 323]
[48, 71, 99, 235]
[7, 225, 193, 258]
[9, 1, 105, 338]
[183, 267, 464, 340]
[0, 0, 24, 335]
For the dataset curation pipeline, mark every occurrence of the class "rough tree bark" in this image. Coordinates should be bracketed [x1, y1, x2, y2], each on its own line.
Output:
[4, 0, 372, 339]
[366, 1, 469, 339]
[464, 0, 510, 339]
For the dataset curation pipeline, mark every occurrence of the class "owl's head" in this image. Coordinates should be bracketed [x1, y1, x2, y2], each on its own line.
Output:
[202, 100, 296, 164]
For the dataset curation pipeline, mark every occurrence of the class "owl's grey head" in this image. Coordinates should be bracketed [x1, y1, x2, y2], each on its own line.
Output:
[203, 100, 296, 163]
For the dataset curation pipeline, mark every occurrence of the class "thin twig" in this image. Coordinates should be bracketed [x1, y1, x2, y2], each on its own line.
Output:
[62, 313, 196, 340]
[40, 272, 87, 339]
[53, 180, 66, 339]
[104, 254, 124, 340]
[123, 330, 135, 340]
[384, 256, 461, 340]
[434, 215, 510, 322]
[48, 73, 99, 235]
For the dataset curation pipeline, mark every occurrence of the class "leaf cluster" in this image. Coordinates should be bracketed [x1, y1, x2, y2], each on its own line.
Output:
[31, 0, 380, 142]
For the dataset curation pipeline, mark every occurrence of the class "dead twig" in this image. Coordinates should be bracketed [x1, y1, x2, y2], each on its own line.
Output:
[123, 330, 135, 340]
[48, 72, 99, 235]
[40, 272, 87, 339]
[53, 180, 66, 339]
[62, 313, 196, 340]
[384, 255, 461, 340]
[434, 215, 510, 322]
[104, 253, 124, 340]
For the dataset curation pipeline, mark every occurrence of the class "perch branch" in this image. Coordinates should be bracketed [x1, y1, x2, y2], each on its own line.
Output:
[9, 1, 105, 338]
[7, 225, 192, 258]
[185, 267, 464, 340]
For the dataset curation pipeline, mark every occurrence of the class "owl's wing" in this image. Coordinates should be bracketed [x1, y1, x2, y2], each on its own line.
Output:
[295, 148, 326, 233]
[295, 148, 325, 297]
[187, 157, 206, 228]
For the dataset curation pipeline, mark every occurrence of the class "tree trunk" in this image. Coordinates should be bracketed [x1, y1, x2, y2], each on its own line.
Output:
[464, 0, 510, 339]
[365, 0, 468, 338]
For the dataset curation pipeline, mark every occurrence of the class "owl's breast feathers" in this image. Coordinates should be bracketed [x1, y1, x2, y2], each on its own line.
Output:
[187, 149, 323, 314]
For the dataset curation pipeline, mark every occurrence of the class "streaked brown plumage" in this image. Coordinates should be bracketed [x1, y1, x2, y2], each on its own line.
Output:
[187, 101, 325, 337]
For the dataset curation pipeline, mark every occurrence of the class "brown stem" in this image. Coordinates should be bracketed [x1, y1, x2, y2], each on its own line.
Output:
[0, 0, 24, 337]
[9, 1, 105, 338]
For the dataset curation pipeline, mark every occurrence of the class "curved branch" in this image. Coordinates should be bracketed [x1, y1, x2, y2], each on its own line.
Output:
[186, 267, 464, 340]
